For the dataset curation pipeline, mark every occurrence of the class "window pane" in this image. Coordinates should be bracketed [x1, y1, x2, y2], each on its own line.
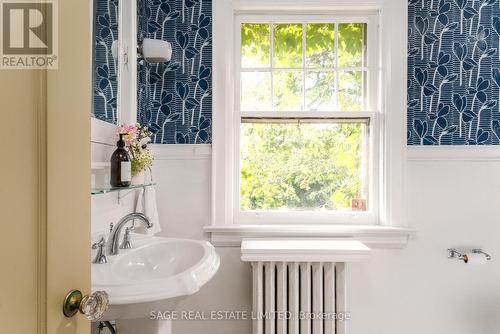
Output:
[338, 71, 364, 111]
[338, 23, 366, 68]
[241, 24, 270, 68]
[273, 71, 303, 111]
[305, 71, 335, 111]
[273, 24, 303, 68]
[241, 72, 271, 111]
[240, 121, 367, 211]
[306, 23, 335, 68]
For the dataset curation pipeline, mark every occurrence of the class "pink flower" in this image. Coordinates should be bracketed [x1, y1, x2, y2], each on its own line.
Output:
[117, 123, 139, 146]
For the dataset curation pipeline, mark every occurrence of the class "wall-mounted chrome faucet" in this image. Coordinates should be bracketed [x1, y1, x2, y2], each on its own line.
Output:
[107, 212, 153, 255]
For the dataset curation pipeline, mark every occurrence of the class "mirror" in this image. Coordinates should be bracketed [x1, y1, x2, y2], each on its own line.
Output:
[92, 0, 120, 124]
[91, 0, 138, 126]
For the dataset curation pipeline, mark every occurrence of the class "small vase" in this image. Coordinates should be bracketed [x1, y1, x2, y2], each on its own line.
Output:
[131, 170, 145, 185]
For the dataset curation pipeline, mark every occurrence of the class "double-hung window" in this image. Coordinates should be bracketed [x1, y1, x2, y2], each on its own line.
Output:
[229, 12, 380, 225]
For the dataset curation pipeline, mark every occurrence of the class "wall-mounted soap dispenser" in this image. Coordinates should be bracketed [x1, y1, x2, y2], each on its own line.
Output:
[137, 38, 172, 63]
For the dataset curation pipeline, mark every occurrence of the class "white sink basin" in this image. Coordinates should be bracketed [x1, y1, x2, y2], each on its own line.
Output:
[92, 234, 219, 320]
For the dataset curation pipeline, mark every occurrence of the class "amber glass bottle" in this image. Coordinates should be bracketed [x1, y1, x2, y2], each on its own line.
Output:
[110, 134, 131, 187]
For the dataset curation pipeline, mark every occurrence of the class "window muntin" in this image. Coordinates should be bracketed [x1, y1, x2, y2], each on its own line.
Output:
[240, 20, 368, 112]
[236, 14, 379, 224]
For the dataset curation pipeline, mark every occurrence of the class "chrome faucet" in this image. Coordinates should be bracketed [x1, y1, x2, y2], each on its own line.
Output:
[107, 212, 153, 255]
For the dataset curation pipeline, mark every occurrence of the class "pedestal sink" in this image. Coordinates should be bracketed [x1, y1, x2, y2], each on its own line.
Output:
[91, 234, 220, 326]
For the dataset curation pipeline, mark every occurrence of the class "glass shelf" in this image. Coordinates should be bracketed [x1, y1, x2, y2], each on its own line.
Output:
[91, 183, 156, 195]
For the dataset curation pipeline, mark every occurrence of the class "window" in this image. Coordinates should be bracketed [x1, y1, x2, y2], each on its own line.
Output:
[232, 14, 380, 225]
[210, 1, 408, 243]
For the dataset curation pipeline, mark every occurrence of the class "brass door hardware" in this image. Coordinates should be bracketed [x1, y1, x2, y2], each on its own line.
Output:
[62, 289, 109, 320]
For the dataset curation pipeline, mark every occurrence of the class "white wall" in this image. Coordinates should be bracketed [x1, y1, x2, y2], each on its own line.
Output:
[91, 0, 500, 330]
[151, 145, 500, 334]
[150, 146, 251, 334]
[347, 158, 500, 334]
[91, 119, 138, 236]
[91, 127, 500, 334]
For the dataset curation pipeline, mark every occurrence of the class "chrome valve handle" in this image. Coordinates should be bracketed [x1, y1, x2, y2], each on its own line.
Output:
[92, 237, 109, 264]
[119, 227, 133, 249]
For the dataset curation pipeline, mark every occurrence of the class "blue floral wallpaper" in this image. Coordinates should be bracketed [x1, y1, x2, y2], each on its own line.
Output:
[93, 0, 119, 124]
[137, 0, 212, 144]
[408, 0, 500, 145]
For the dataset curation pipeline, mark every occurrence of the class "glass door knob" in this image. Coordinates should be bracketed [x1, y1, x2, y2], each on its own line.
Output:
[62, 289, 109, 321]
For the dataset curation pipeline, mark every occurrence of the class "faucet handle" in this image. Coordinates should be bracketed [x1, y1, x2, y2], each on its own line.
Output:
[92, 237, 108, 264]
[119, 227, 133, 250]
[92, 237, 106, 249]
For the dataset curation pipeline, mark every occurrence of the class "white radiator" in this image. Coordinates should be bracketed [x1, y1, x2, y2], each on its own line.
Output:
[251, 261, 346, 334]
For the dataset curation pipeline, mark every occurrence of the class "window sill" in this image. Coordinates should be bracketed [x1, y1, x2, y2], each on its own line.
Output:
[204, 225, 416, 249]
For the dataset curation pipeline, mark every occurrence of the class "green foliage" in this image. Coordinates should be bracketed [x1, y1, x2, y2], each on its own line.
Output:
[240, 123, 364, 211]
[274, 71, 302, 110]
[241, 22, 366, 111]
[240, 22, 365, 68]
[241, 24, 270, 67]
[306, 23, 335, 67]
[273, 24, 303, 67]
[239, 22, 367, 212]
[338, 23, 365, 67]
[339, 71, 363, 111]
[306, 71, 335, 111]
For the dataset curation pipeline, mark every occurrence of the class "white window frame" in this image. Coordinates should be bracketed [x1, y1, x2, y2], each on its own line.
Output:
[235, 14, 379, 225]
[211, 0, 407, 234]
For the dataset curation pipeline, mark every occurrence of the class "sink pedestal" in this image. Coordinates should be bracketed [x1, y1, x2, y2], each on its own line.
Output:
[116, 318, 171, 334]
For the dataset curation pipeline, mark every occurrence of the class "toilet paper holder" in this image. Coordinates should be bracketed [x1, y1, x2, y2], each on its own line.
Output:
[447, 248, 491, 262]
